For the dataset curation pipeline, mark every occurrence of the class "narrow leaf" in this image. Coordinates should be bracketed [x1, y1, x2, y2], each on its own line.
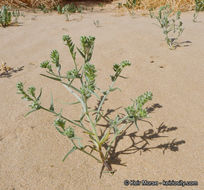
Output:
[24, 109, 38, 117]
[62, 146, 77, 162]
[56, 127, 65, 135]
[40, 74, 61, 81]
[49, 93, 54, 111]
[99, 130, 110, 145]
[36, 88, 42, 101]
[77, 47, 85, 58]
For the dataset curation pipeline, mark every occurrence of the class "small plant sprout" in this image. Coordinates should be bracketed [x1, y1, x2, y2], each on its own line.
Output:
[123, 0, 141, 16]
[193, 0, 204, 22]
[12, 9, 20, 23]
[62, 7, 70, 21]
[98, 3, 104, 10]
[17, 35, 153, 173]
[0, 5, 12, 27]
[117, 3, 123, 9]
[93, 20, 100, 27]
[12, 9, 24, 23]
[150, 5, 184, 49]
[57, 5, 62, 14]
[62, 3, 79, 21]
[38, 4, 49, 13]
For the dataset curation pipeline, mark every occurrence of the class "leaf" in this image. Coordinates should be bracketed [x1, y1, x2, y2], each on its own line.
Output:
[40, 74, 61, 81]
[65, 101, 80, 105]
[36, 88, 42, 101]
[56, 127, 65, 135]
[76, 47, 85, 58]
[49, 93, 54, 111]
[61, 82, 81, 94]
[99, 130, 110, 145]
[89, 89, 100, 99]
[62, 146, 77, 161]
[24, 109, 38, 117]
[84, 131, 95, 136]
[134, 118, 139, 130]
[109, 87, 121, 92]
[63, 35, 76, 61]
[50, 50, 59, 67]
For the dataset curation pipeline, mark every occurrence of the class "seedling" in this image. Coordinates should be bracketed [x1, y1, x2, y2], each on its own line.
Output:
[98, 3, 104, 10]
[118, 3, 123, 9]
[38, 4, 49, 13]
[193, 0, 204, 22]
[12, 9, 20, 23]
[124, 0, 141, 9]
[150, 5, 184, 49]
[0, 5, 12, 27]
[12, 9, 24, 23]
[123, 0, 141, 16]
[56, 5, 62, 14]
[62, 3, 80, 21]
[62, 6, 70, 21]
[17, 35, 153, 173]
[93, 20, 100, 27]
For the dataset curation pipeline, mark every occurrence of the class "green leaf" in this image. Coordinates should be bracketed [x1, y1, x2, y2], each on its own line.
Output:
[40, 61, 50, 68]
[56, 127, 65, 135]
[36, 88, 42, 101]
[109, 87, 121, 92]
[63, 101, 80, 105]
[77, 47, 85, 58]
[40, 74, 61, 81]
[54, 118, 66, 129]
[24, 109, 39, 117]
[64, 127, 75, 138]
[50, 50, 60, 67]
[28, 87, 36, 98]
[63, 35, 77, 62]
[49, 93, 54, 111]
[62, 146, 77, 161]
[99, 130, 110, 145]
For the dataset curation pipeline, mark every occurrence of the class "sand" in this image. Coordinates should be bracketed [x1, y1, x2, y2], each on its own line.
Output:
[0, 7, 204, 190]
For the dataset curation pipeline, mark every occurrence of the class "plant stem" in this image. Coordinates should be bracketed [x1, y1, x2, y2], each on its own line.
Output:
[96, 81, 115, 121]
[84, 97, 99, 141]
[63, 84, 86, 113]
[71, 139, 102, 163]
[40, 106, 91, 133]
[80, 148, 102, 163]
[98, 146, 112, 171]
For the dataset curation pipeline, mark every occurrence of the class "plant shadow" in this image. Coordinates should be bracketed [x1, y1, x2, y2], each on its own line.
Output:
[9, 22, 24, 27]
[176, 40, 192, 48]
[99, 122, 185, 177]
[0, 66, 24, 78]
[97, 103, 185, 177]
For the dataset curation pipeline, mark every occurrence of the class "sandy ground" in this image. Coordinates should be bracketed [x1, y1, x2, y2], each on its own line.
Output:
[0, 6, 204, 190]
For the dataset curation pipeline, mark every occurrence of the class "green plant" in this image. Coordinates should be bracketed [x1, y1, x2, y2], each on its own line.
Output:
[12, 10, 20, 23]
[93, 20, 100, 27]
[12, 9, 24, 23]
[38, 4, 49, 13]
[17, 35, 153, 173]
[118, 3, 123, 9]
[56, 5, 62, 14]
[62, 6, 70, 21]
[98, 3, 104, 8]
[0, 5, 12, 27]
[150, 5, 184, 49]
[62, 3, 80, 21]
[193, 0, 204, 22]
[123, 0, 141, 15]
[124, 0, 141, 9]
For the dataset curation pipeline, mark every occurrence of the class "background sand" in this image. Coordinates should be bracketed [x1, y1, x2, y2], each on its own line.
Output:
[0, 8, 204, 190]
